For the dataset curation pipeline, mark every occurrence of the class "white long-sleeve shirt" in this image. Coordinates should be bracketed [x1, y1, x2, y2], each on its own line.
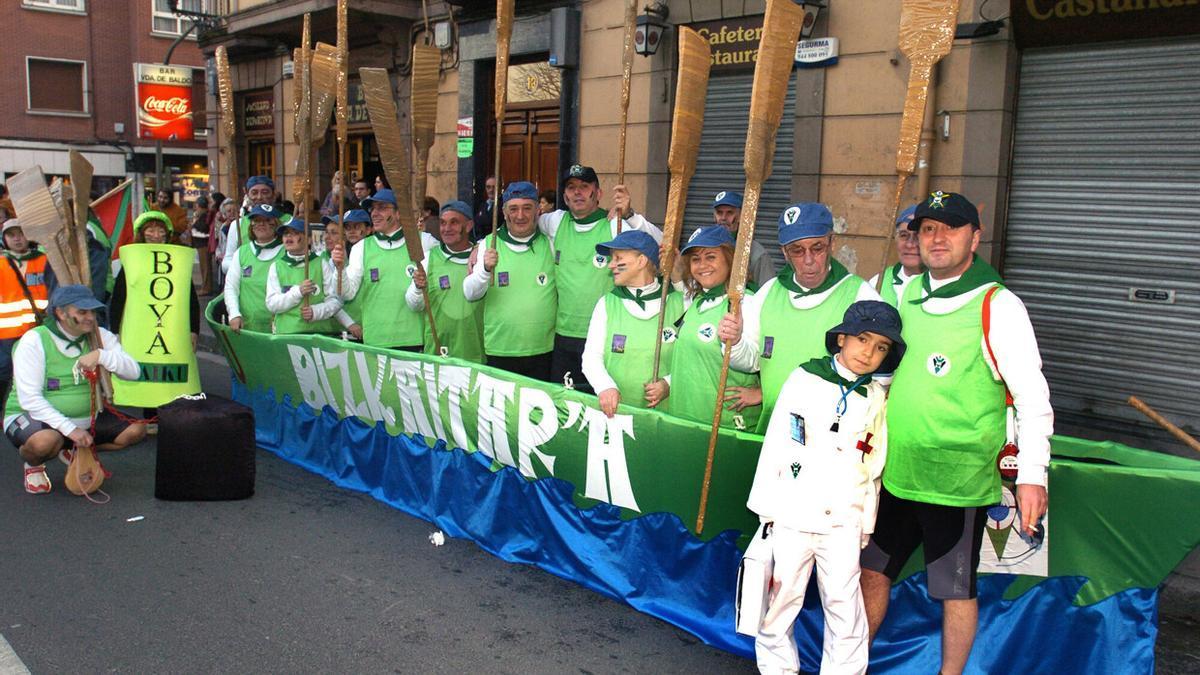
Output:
[4, 325, 140, 436]
[748, 358, 889, 535]
[222, 240, 283, 320]
[537, 209, 664, 244]
[729, 272, 881, 373]
[917, 274, 1054, 487]
[404, 243, 469, 311]
[580, 280, 664, 395]
[338, 229, 438, 302]
[264, 254, 346, 325]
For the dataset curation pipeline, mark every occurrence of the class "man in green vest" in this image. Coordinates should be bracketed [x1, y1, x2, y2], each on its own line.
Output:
[220, 175, 292, 276]
[5, 285, 146, 494]
[717, 202, 879, 431]
[408, 200, 484, 362]
[868, 204, 923, 308]
[265, 219, 345, 335]
[223, 203, 285, 333]
[859, 191, 1053, 675]
[464, 182, 557, 381]
[711, 190, 776, 286]
[330, 188, 436, 351]
[538, 164, 662, 392]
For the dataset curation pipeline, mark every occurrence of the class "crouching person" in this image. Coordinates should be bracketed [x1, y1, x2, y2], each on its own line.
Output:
[746, 300, 905, 674]
[5, 285, 146, 494]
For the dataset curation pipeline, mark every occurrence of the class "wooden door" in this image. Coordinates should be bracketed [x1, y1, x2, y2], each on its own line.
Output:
[490, 105, 560, 193]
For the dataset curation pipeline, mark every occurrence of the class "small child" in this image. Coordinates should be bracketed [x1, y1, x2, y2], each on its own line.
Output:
[746, 300, 906, 675]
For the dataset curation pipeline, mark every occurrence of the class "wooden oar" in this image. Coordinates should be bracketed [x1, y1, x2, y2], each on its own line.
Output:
[615, 0, 637, 234]
[296, 15, 314, 299]
[1129, 396, 1200, 454]
[697, 0, 804, 534]
[309, 43, 339, 149]
[875, 0, 960, 291]
[334, 0, 348, 296]
[359, 67, 441, 353]
[68, 151, 113, 400]
[214, 46, 239, 204]
[411, 43, 440, 237]
[489, 0, 515, 266]
[651, 27, 711, 382]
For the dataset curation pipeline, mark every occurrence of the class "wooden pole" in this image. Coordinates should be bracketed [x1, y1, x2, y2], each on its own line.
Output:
[615, 0, 636, 234]
[489, 0, 515, 268]
[298, 15, 313, 302]
[335, 0, 349, 297]
[1129, 396, 1200, 454]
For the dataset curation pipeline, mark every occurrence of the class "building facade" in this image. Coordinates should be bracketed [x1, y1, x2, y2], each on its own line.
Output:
[200, 0, 1199, 453]
[0, 0, 210, 206]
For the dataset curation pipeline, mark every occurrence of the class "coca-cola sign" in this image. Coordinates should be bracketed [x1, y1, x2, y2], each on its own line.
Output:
[135, 63, 194, 142]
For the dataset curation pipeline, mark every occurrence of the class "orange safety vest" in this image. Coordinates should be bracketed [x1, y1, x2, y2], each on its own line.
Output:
[0, 253, 49, 339]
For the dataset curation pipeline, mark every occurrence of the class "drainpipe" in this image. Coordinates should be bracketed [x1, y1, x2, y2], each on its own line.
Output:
[915, 62, 938, 200]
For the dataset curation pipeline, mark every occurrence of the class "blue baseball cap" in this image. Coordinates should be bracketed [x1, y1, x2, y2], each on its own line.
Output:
[596, 230, 659, 269]
[712, 191, 743, 210]
[245, 175, 274, 190]
[276, 219, 306, 236]
[680, 224, 736, 254]
[344, 209, 371, 224]
[441, 200, 473, 219]
[48, 284, 104, 313]
[778, 203, 833, 245]
[247, 203, 281, 220]
[895, 205, 917, 229]
[825, 300, 907, 375]
[361, 188, 398, 211]
[910, 191, 980, 231]
[502, 181, 538, 204]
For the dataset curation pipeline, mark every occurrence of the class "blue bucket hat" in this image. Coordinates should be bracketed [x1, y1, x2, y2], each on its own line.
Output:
[502, 181, 539, 204]
[712, 191, 743, 210]
[596, 230, 659, 269]
[778, 203, 834, 245]
[48, 284, 104, 313]
[825, 300, 907, 375]
[441, 200, 473, 220]
[681, 224, 736, 254]
[895, 205, 917, 229]
[247, 203, 281, 220]
[361, 188, 398, 211]
[276, 219, 305, 236]
[245, 175, 274, 190]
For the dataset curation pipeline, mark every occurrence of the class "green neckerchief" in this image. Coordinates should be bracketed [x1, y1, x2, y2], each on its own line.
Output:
[374, 228, 405, 243]
[569, 208, 608, 226]
[45, 320, 89, 353]
[441, 243, 472, 260]
[891, 263, 905, 287]
[251, 238, 282, 256]
[496, 225, 541, 251]
[6, 247, 44, 263]
[913, 254, 1003, 304]
[611, 283, 663, 309]
[776, 258, 849, 298]
[696, 283, 727, 304]
[284, 251, 319, 267]
[799, 357, 868, 397]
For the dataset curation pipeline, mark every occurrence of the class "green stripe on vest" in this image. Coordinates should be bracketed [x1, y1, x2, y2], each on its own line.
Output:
[667, 294, 761, 430]
[553, 211, 614, 338]
[601, 291, 684, 410]
[482, 233, 557, 357]
[885, 278, 1007, 507]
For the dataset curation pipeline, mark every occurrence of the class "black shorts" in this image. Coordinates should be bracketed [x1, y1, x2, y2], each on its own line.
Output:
[861, 486, 988, 600]
[5, 410, 132, 450]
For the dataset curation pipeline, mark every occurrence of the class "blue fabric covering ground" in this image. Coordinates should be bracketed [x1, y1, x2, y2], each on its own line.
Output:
[235, 380, 1159, 673]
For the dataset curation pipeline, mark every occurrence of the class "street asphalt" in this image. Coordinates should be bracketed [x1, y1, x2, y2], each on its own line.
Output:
[0, 348, 1195, 674]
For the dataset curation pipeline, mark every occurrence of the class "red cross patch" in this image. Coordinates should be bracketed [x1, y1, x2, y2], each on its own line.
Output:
[856, 433, 874, 454]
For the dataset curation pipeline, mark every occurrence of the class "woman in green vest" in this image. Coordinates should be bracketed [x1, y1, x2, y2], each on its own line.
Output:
[645, 225, 762, 430]
[320, 208, 371, 340]
[582, 230, 683, 418]
[265, 219, 345, 335]
[223, 203, 285, 333]
[408, 200, 484, 362]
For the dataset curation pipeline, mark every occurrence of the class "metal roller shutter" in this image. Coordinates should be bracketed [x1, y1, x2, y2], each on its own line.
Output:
[682, 71, 795, 269]
[1003, 37, 1200, 448]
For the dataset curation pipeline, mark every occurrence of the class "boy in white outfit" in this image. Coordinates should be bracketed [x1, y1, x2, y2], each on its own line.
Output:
[746, 300, 906, 675]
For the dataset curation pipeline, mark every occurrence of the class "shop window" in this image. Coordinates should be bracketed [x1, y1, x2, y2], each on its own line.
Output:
[22, 0, 86, 13]
[26, 57, 87, 115]
[152, 0, 215, 36]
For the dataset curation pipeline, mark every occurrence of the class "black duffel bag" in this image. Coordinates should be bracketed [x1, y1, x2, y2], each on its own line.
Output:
[155, 393, 256, 501]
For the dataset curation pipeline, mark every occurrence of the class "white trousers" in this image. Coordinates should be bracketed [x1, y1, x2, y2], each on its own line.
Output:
[755, 526, 868, 675]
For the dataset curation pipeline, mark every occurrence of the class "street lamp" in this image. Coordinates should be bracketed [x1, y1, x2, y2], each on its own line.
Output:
[634, 3, 669, 57]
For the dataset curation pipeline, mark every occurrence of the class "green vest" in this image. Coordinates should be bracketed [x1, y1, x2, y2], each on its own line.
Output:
[273, 255, 340, 335]
[358, 235, 424, 348]
[600, 290, 684, 410]
[424, 246, 484, 363]
[3, 326, 92, 420]
[885, 279, 1008, 507]
[239, 211, 291, 250]
[667, 294, 761, 430]
[880, 263, 904, 308]
[320, 249, 360, 327]
[236, 241, 284, 333]
[113, 243, 201, 407]
[756, 274, 865, 433]
[482, 233, 557, 357]
[553, 210, 614, 338]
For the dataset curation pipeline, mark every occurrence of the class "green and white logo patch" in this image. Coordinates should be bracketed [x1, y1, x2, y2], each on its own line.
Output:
[927, 352, 951, 377]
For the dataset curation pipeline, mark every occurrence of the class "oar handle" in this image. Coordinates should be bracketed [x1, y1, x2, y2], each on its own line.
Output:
[1128, 396, 1200, 454]
[422, 285, 442, 355]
